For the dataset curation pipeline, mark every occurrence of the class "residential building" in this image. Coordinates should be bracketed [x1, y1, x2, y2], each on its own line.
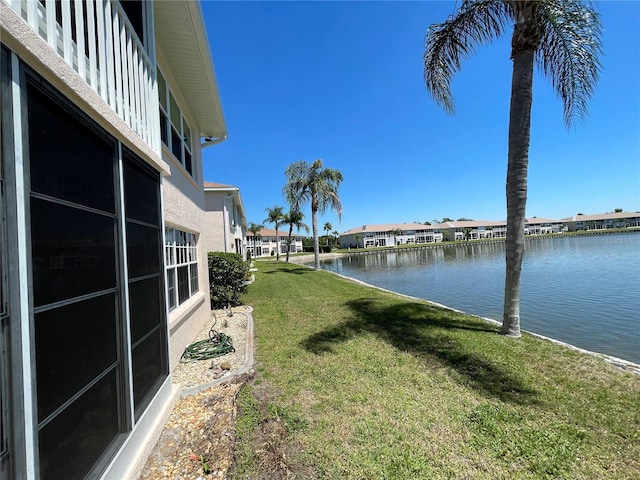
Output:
[247, 228, 304, 258]
[561, 211, 640, 232]
[203, 182, 247, 259]
[339, 213, 639, 246]
[524, 217, 565, 235]
[434, 220, 507, 241]
[340, 223, 444, 248]
[1, 1, 227, 479]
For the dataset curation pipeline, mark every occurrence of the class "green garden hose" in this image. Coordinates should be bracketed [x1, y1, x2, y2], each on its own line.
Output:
[180, 327, 235, 362]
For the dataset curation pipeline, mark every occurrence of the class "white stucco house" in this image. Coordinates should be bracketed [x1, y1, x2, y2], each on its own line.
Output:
[203, 181, 248, 259]
[247, 228, 305, 258]
[1, 1, 229, 478]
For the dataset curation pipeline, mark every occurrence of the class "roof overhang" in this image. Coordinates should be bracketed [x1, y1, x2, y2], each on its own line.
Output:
[154, 1, 227, 142]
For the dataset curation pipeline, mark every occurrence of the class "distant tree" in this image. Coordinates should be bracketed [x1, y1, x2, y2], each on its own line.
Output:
[463, 228, 472, 241]
[283, 159, 343, 270]
[441, 217, 453, 223]
[424, 221, 432, 226]
[354, 234, 361, 249]
[282, 209, 309, 263]
[388, 228, 403, 247]
[264, 206, 285, 261]
[424, 0, 602, 337]
[323, 222, 333, 246]
[247, 222, 263, 259]
[332, 230, 340, 248]
[457, 217, 474, 221]
[614, 208, 623, 213]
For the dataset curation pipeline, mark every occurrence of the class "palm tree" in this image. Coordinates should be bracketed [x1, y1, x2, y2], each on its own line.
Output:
[388, 228, 402, 247]
[424, 0, 602, 337]
[354, 234, 361, 249]
[283, 159, 343, 270]
[323, 222, 333, 246]
[282, 209, 310, 263]
[247, 221, 263, 259]
[264, 205, 285, 261]
[332, 230, 340, 248]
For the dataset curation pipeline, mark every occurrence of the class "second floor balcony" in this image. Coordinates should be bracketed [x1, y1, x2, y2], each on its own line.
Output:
[7, 0, 160, 152]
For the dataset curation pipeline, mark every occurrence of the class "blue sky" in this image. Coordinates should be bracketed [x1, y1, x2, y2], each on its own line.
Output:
[201, 1, 640, 234]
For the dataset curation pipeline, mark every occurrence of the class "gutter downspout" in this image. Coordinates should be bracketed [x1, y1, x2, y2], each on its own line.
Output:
[201, 134, 227, 149]
[222, 195, 230, 253]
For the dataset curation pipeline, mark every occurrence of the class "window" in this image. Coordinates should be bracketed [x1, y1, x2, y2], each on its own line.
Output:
[165, 227, 199, 310]
[0, 46, 9, 478]
[157, 69, 194, 177]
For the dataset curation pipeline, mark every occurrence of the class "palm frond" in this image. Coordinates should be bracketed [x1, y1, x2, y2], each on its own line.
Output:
[314, 169, 344, 220]
[424, 0, 511, 114]
[535, 0, 603, 127]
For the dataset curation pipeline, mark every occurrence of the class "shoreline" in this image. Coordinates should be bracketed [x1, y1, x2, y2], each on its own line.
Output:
[281, 252, 640, 375]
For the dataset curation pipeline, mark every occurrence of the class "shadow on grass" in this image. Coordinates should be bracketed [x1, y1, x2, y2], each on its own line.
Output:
[301, 298, 539, 404]
[262, 266, 312, 275]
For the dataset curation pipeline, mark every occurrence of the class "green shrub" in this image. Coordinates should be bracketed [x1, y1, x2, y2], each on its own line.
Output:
[208, 252, 250, 308]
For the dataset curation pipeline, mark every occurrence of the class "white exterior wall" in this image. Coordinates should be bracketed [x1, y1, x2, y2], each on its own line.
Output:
[157, 49, 211, 371]
[203, 193, 227, 254]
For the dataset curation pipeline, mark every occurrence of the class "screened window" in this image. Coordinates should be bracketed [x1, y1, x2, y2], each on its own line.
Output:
[123, 151, 167, 419]
[0, 46, 9, 476]
[157, 69, 194, 177]
[165, 227, 199, 310]
[23, 67, 168, 479]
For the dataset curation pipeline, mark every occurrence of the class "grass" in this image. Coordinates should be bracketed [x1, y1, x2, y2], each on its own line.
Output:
[234, 261, 640, 479]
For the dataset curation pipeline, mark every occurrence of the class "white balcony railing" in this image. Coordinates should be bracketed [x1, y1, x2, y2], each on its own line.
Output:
[9, 0, 160, 153]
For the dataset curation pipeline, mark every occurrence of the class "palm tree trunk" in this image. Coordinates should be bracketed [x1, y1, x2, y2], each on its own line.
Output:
[501, 46, 534, 337]
[286, 225, 293, 263]
[312, 209, 320, 270]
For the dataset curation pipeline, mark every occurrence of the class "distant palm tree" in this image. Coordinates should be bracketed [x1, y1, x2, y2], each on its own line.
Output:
[332, 230, 340, 248]
[323, 222, 333, 246]
[264, 206, 285, 261]
[282, 209, 309, 263]
[283, 159, 343, 270]
[424, 0, 602, 337]
[354, 234, 361, 249]
[388, 228, 402, 247]
[247, 222, 263, 259]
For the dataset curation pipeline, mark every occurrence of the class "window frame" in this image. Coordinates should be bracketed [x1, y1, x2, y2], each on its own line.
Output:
[157, 69, 194, 178]
[164, 227, 199, 311]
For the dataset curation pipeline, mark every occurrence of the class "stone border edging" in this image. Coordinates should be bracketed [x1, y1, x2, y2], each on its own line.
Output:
[179, 306, 256, 398]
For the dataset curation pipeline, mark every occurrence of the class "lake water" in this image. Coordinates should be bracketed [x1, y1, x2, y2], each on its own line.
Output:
[316, 232, 640, 364]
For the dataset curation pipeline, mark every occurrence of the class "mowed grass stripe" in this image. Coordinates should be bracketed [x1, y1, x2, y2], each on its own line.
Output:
[234, 260, 640, 479]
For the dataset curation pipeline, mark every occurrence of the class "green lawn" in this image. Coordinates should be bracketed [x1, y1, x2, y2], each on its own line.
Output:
[234, 261, 640, 479]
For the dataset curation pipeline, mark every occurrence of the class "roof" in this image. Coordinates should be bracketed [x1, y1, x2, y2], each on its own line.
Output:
[561, 211, 640, 222]
[342, 223, 440, 235]
[249, 228, 304, 238]
[434, 220, 507, 229]
[154, 1, 227, 140]
[526, 217, 562, 224]
[203, 181, 237, 190]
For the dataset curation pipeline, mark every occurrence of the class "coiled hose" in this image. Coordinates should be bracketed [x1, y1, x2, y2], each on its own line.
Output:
[180, 326, 235, 362]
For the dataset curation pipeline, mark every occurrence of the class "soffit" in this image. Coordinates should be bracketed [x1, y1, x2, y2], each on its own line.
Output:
[154, 1, 227, 140]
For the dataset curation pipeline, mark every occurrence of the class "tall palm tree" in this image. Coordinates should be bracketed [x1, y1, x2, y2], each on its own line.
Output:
[323, 222, 333, 246]
[282, 209, 310, 263]
[424, 0, 602, 337]
[247, 222, 263, 259]
[264, 206, 285, 261]
[283, 159, 343, 270]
